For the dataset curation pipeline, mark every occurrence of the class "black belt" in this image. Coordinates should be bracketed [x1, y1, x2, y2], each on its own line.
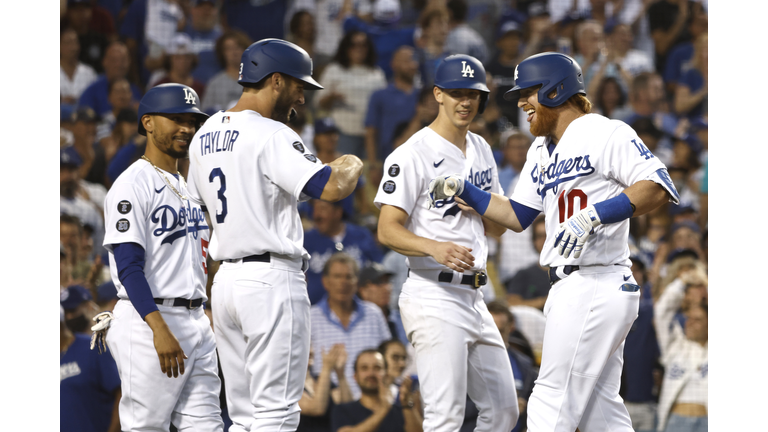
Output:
[548, 265, 579, 286]
[221, 252, 270, 264]
[154, 298, 204, 309]
[407, 269, 487, 289]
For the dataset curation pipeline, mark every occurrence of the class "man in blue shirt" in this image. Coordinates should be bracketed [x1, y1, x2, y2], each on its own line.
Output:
[304, 200, 384, 304]
[185, 0, 223, 84]
[364, 46, 420, 166]
[60, 296, 121, 432]
[78, 41, 143, 118]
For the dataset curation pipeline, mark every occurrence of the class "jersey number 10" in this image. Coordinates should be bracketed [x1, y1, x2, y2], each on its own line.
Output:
[558, 189, 587, 223]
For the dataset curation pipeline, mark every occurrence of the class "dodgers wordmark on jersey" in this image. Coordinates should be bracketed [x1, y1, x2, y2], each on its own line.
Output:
[374, 127, 503, 272]
[510, 114, 675, 268]
[186, 110, 325, 261]
[103, 161, 210, 300]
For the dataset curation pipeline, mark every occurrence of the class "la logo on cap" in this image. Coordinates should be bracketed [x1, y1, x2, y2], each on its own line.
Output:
[461, 61, 474, 78]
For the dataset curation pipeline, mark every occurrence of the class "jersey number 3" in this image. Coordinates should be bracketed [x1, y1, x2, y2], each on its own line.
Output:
[558, 189, 588, 223]
[209, 168, 228, 223]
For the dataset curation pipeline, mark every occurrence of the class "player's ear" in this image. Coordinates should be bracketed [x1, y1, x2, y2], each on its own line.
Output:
[142, 114, 153, 134]
[433, 86, 442, 104]
[271, 72, 283, 91]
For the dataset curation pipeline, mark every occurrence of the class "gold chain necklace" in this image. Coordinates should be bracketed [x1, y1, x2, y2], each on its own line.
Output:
[141, 155, 187, 201]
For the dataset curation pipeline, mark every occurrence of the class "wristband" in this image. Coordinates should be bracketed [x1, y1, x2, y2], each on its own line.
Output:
[592, 193, 634, 224]
[458, 180, 492, 214]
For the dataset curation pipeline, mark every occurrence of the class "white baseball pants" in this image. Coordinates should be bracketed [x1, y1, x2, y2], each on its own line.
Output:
[526, 265, 639, 432]
[212, 256, 311, 432]
[107, 299, 224, 431]
[399, 271, 519, 432]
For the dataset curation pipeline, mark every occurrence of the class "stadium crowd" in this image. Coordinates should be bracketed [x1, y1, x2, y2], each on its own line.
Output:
[59, 0, 708, 431]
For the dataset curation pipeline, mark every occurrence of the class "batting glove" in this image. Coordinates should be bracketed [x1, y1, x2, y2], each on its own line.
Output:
[554, 205, 602, 259]
[427, 174, 464, 209]
[90, 311, 114, 354]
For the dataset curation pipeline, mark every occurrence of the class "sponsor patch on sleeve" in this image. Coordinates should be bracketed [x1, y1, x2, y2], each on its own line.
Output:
[382, 180, 396, 194]
[388, 164, 400, 177]
[293, 141, 305, 153]
[304, 154, 318, 163]
[116, 219, 130, 232]
[117, 200, 132, 214]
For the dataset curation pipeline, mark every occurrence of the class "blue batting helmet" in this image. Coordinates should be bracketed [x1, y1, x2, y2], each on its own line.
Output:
[137, 83, 209, 136]
[239, 38, 323, 90]
[504, 52, 586, 107]
[434, 54, 490, 114]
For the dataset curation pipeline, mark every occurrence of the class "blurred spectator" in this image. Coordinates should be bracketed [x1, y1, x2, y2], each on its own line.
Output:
[61, 27, 98, 105]
[673, 32, 707, 119]
[343, 0, 419, 80]
[310, 253, 392, 399]
[61, 243, 74, 291]
[298, 344, 354, 432]
[591, 76, 627, 119]
[78, 41, 143, 118]
[445, 0, 489, 64]
[572, 20, 605, 92]
[288, 9, 317, 59]
[95, 78, 140, 142]
[487, 301, 537, 432]
[150, 33, 206, 97]
[358, 264, 408, 346]
[60, 147, 106, 258]
[61, 214, 92, 284]
[315, 30, 387, 159]
[98, 108, 140, 183]
[61, 284, 101, 335]
[653, 247, 704, 302]
[96, 280, 119, 312]
[605, 22, 655, 78]
[391, 86, 439, 149]
[614, 72, 677, 137]
[304, 199, 383, 304]
[414, 6, 451, 88]
[486, 19, 524, 129]
[377, 339, 412, 398]
[505, 215, 549, 310]
[654, 270, 708, 432]
[63, 0, 111, 74]
[184, 0, 223, 85]
[68, 107, 107, 186]
[201, 30, 252, 112]
[663, 2, 708, 95]
[648, 0, 698, 77]
[61, 104, 78, 148]
[292, 0, 372, 69]
[60, 305, 121, 432]
[331, 350, 422, 432]
[106, 115, 147, 183]
[621, 256, 662, 432]
[364, 45, 420, 166]
[497, 129, 530, 193]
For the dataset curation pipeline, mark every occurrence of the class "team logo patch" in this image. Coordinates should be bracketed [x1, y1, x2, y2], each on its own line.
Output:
[461, 61, 475, 78]
[388, 164, 400, 177]
[304, 154, 318, 163]
[116, 219, 130, 232]
[293, 141, 305, 153]
[117, 200, 132, 214]
[222, 116, 230, 124]
[383, 180, 396, 194]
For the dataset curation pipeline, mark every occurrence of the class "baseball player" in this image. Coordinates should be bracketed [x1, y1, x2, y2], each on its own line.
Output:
[429, 52, 681, 431]
[185, 38, 364, 432]
[375, 54, 520, 432]
[100, 83, 224, 431]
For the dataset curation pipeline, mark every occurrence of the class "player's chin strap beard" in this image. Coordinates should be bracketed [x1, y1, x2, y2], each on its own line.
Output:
[141, 155, 188, 201]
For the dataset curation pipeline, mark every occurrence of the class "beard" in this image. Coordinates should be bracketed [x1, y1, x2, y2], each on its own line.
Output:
[529, 103, 559, 137]
[272, 88, 295, 124]
[156, 132, 192, 159]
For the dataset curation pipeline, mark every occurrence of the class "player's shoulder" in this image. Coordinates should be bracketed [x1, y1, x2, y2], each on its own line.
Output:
[109, 160, 155, 192]
[466, 130, 494, 155]
[385, 127, 432, 162]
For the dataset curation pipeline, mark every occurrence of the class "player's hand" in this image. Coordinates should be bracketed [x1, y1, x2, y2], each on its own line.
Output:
[554, 205, 602, 259]
[427, 174, 464, 209]
[455, 197, 479, 216]
[431, 241, 474, 272]
[146, 312, 187, 378]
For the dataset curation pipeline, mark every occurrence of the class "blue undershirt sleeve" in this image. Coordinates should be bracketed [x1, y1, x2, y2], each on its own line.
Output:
[302, 165, 332, 200]
[112, 242, 158, 320]
[509, 200, 541, 231]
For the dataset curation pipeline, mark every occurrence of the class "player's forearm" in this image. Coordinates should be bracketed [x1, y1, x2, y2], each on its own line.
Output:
[378, 219, 437, 257]
[623, 180, 669, 217]
[144, 311, 172, 334]
[321, 155, 364, 202]
[478, 193, 524, 232]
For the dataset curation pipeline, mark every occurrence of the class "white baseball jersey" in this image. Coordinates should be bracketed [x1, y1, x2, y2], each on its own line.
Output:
[374, 127, 503, 272]
[103, 160, 210, 300]
[511, 114, 675, 268]
[186, 110, 325, 261]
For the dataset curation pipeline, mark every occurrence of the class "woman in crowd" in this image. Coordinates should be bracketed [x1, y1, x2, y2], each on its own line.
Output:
[314, 30, 386, 159]
[202, 30, 252, 112]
